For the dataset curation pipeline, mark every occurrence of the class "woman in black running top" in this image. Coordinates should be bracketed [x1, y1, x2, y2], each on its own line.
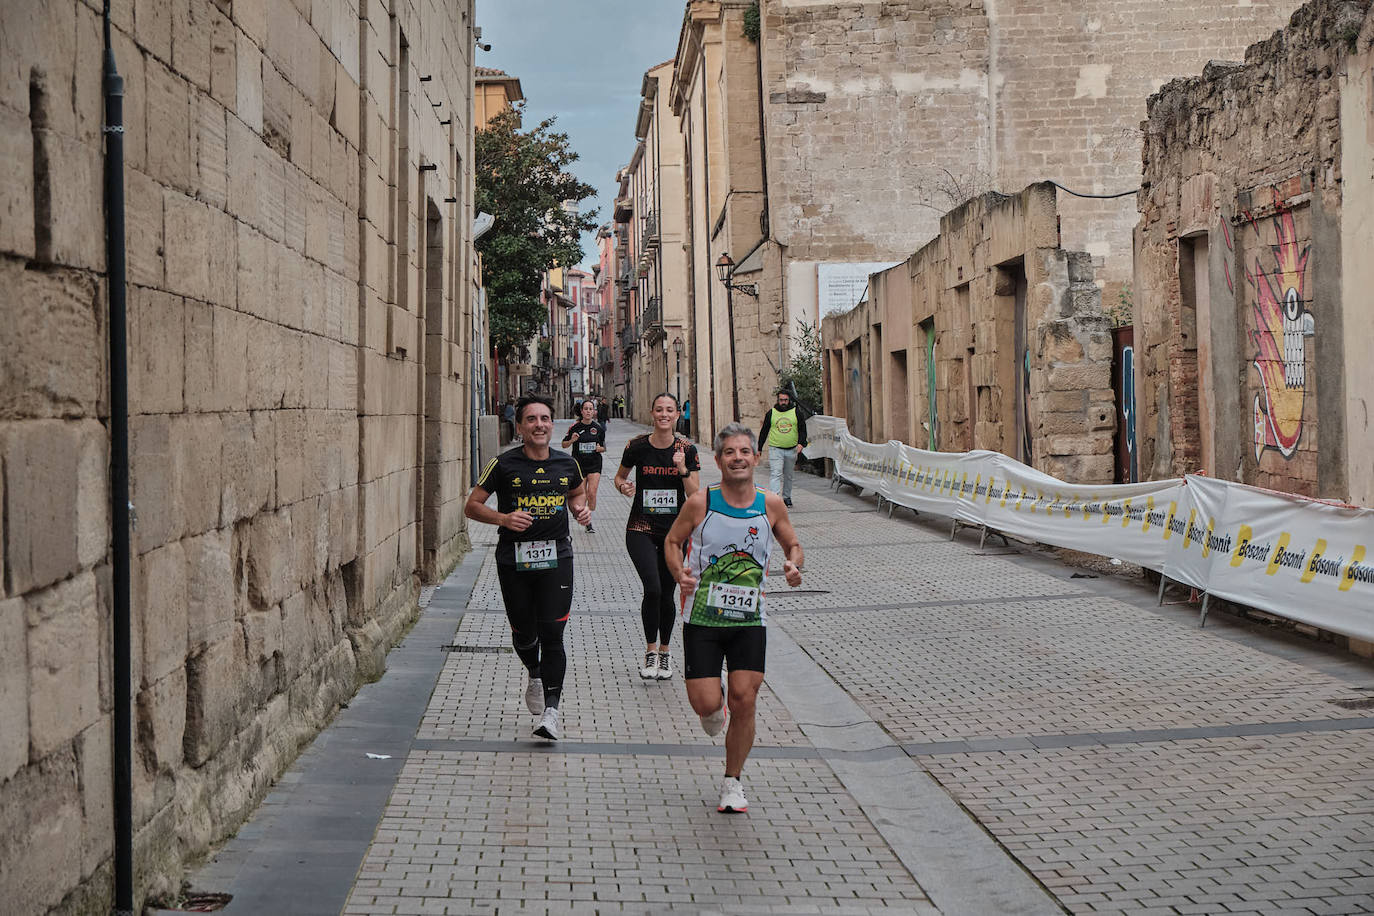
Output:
[614, 393, 700, 681]
[562, 399, 607, 533]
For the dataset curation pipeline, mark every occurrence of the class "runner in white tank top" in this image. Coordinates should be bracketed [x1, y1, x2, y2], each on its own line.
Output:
[666, 423, 805, 814]
[681, 485, 773, 627]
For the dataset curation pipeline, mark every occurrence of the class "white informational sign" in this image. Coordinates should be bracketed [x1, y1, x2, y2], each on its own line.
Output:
[803, 416, 1374, 642]
[817, 262, 902, 317]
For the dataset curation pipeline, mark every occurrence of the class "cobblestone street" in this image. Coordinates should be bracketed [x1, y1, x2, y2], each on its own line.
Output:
[197, 421, 1374, 915]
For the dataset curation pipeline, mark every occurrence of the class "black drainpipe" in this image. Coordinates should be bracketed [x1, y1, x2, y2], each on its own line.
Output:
[699, 46, 717, 429]
[102, 4, 134, 914]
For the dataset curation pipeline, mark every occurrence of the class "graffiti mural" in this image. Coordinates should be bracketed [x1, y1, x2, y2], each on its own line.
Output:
[1243, 209, 1314, 461]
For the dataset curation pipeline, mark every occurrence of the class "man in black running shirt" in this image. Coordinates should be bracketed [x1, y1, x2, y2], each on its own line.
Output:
[466, 396, 591, 741]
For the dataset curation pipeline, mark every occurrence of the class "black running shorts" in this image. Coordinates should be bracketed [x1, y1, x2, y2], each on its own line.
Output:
[682, 623, 766, 677]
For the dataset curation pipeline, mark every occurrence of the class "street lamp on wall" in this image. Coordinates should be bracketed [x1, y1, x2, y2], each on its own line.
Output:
[672, 336, 683, 401]
[714, 253, 757, 297]
[714, 253, 748, 421]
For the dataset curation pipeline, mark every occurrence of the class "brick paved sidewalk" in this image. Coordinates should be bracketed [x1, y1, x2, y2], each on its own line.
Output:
[194, 419, 1374, 915]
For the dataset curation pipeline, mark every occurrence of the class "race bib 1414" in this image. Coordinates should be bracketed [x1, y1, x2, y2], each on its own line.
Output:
[642, 489, 678, 514]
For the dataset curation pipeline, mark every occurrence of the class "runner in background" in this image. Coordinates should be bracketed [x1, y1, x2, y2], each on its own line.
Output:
[614, 393, 700, 681]
[562, 398, 607, 533]
[665, 423, 804, 813]
[464, 395, 591, 741]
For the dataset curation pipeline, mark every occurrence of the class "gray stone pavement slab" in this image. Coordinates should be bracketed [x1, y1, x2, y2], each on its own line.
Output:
[190, 419, 1374, 914]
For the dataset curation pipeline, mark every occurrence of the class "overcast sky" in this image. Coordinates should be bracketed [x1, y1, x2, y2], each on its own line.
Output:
[475, 0, 687, 268]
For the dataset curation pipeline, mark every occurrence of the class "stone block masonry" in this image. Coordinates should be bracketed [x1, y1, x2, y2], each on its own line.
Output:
[673, 0, 1299, 440]
[1135, 0, 1373, 502]
[824, 184, 1116, 481]
[0, 0, 481, 912]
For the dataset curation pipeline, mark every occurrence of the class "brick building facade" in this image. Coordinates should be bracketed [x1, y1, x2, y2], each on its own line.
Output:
[1134, 0, 1373, 504]
[0, 0, 481, 910]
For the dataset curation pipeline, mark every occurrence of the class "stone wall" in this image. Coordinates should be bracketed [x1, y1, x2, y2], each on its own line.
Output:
[823, 184, 1116, 483]
[1135, 0, 1371, 499]
[0, 0, 478, 911]
[759, 0, 1298, 306]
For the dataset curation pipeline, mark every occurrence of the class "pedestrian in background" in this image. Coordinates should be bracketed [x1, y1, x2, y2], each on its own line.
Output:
[679, 398, 692, 437]
[758, 388, 807, 507]
[502, 398, 517, 443]
[614, 393, 699, 681]
[562, 399, 607, 533]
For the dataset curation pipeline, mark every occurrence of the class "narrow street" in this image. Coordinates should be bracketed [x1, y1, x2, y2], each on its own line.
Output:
[188, 420, 1374, 915]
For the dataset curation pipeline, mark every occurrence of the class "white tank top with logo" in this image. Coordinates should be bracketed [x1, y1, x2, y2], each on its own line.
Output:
[681, 486, 773, 627]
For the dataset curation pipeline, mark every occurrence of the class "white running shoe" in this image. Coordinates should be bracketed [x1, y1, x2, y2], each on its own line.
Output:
[524, 675, 544, 715]
[717, 776, 748, 813]
[656, 651, 673, 680]
[699, 702, 726, 737]
[533, 707, 560, 740]
[639, 651, 658, 679]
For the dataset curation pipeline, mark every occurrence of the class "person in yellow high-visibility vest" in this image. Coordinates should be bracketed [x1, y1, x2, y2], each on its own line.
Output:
[757, 389, 807, 507]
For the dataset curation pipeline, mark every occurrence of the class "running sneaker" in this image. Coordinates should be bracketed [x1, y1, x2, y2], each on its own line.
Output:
[524, 675, 544, 715]
[699, 702, 726, 737]
[585, 523, 595, 533]
[656, 651, 673, 680]
[639, 651, 658, 680]
[533, 707, 560, 740]
[783, 497, 793, 507]
[717, 776, 748, 813]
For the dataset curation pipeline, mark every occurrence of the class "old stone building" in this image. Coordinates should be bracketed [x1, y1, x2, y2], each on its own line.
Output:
[671, 1, 779, 435]
[610, 59, 691, 424]
[0, 0, 481, 911]
[1135, 0, 1374, 504]
[668, 0, 1301, 440]
[823, 184, 1116, 483]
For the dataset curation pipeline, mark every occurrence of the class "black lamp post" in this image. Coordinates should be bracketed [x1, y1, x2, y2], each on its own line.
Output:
[672, 336, 683, 400]
[715, 253, 755, 421]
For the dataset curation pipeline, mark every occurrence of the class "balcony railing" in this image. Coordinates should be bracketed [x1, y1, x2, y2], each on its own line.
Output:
[620, 323, 639, 352]
[641, 213, 659, 250]
[598, 345, 613, 368]
[641, 297, 662, 330]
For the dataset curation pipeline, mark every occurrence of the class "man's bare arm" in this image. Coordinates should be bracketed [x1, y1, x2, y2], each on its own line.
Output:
[665, 490, 707, 589]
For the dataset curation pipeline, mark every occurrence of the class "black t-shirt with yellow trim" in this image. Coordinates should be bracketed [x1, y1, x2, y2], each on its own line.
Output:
[476, 446, 584, 565]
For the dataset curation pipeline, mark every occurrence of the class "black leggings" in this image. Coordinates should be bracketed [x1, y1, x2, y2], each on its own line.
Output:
[626, 530, 677, 647]
[495, 560, 574, 708]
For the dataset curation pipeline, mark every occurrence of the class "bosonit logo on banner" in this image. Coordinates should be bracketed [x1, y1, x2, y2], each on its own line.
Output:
[804, 416, 1374, 643]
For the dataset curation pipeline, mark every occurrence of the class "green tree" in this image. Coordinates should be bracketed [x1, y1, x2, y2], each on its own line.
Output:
[475, 106, 598, 358]
[778, 320, 823, 415]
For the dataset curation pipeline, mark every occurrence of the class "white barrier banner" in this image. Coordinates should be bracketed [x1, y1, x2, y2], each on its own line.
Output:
[1185, 474, 1374, 641]
[803, 416, 1374, 641]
